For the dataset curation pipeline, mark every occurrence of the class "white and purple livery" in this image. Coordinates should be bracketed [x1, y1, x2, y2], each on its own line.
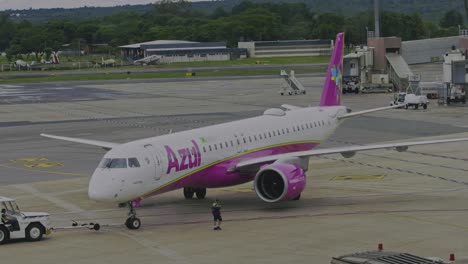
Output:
[42, 33, 468, 229]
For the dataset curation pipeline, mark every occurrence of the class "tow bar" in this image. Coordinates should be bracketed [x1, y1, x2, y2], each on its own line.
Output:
[52, 220, 101, 231]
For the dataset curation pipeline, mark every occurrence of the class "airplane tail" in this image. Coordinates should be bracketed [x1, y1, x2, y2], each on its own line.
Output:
[319, 32, 344, 107]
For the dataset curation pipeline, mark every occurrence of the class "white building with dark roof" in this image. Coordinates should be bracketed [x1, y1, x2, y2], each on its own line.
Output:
[120, 40, 247, 64]
[238, 39, 333, 58]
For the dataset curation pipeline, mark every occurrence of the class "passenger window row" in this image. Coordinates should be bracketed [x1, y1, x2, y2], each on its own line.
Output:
[202, 120, 330, 153]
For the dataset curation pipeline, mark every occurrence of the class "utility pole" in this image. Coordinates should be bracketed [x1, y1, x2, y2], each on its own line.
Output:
[78, 39, 81, 70]
[374, 0, 381, 38]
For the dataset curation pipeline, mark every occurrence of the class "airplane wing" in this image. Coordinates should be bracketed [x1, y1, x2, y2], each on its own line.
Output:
[281, 104, 303, 110]
[338, 104, 403, 119]
[235, 137, 468, 170]
[40, 133, 119, 150]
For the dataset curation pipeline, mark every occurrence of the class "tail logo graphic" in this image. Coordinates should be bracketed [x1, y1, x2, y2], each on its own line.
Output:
[331, 64, 342, 102]
[331, 65, 342, 86]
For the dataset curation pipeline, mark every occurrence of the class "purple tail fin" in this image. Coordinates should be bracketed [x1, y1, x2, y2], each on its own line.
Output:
[319, 32, 344, 106]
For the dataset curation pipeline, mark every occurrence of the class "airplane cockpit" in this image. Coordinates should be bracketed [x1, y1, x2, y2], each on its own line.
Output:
[89, 146, 163, 203]
[98, 157, 141, 169]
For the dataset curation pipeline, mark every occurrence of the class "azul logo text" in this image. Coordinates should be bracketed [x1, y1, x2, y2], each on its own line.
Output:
[165, 140, 202, 174]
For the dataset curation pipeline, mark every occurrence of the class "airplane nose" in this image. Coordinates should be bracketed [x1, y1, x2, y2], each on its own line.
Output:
[88, 171, 116, 202]
[88, 183, 102, 201]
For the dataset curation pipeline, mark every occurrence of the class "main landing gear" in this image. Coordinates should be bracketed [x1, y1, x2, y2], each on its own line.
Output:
[183, 187, 206, 199]
[124, 201, 141, 230]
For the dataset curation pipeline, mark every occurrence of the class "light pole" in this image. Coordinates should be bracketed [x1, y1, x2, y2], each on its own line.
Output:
[374, 0, 380, 38]
[365, 26, 369, 45]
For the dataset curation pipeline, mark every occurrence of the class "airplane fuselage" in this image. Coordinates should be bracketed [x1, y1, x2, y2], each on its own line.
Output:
[88, 106, 347, 203]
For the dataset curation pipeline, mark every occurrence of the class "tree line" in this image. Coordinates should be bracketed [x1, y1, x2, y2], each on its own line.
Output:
[0, 0, 465, 61]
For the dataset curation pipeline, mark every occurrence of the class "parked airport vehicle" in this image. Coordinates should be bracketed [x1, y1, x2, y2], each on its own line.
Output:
[443, 48, 467, 105]
[390, 92, 428, 109]
[446, 84, 466, 105]
[0, 197, 51, 244]
[42, 33, 468, 229]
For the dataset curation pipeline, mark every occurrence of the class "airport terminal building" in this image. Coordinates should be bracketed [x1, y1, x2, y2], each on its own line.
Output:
[120, 40, 247, 63]
[238, 39, 333, 58]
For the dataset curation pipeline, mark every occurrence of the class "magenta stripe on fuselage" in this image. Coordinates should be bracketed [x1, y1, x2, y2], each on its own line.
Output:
[143, 141, 320, 198]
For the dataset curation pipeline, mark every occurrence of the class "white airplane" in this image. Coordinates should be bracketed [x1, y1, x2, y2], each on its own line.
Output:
[41, 33, 468, 230]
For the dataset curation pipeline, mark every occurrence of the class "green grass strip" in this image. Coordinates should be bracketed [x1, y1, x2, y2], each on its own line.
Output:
[0, 68, 326, 84]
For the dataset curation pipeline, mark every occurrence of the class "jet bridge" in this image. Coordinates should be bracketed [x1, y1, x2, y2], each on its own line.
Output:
[386, 53, 413, 91]
[279, 70, 306, 95]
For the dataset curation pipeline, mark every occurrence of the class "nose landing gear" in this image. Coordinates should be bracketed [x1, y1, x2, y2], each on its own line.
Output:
[125, 201, 141, 230]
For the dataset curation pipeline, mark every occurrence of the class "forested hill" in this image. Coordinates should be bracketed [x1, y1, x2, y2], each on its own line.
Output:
[2, 5, 151, 23]
[1, 0, 466, 24]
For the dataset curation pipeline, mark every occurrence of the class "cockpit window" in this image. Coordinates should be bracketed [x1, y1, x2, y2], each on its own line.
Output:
[128, 158, 140, 168]
[100, 158, 127, 168]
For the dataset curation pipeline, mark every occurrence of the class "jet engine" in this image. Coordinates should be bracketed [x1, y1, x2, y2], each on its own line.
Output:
[254, 163, 306, 203]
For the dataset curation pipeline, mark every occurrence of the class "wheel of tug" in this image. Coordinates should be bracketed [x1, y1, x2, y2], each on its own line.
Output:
[195, 188, 207, 199]
[0, 226, 9, 245]
[125, 217, 141, 230]
[26, 223, 44, 242]
[183, 188, 194, 199]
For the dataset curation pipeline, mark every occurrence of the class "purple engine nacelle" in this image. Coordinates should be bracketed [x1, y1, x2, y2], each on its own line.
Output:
[254, 163, 306, 203]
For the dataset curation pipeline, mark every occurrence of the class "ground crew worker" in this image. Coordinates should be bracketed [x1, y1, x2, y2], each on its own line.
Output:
[1, 209, 8, 224]
[211, 199, 222, 230]
[1, 208, 19, 231]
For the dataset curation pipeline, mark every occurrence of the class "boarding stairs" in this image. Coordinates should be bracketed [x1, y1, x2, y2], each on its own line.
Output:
[386, 53, 413, 91]
[279, 70, 306, 95]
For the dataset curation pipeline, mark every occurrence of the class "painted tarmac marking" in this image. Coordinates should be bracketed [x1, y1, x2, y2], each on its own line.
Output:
[24, 162, 64, 168]
[324, 156, 468, 186]
[387, 212, 468, 231]
[10, 157, 48, 163]
[0, 163, 87, 177]
[222, 188, 254, 193]
[14, 184, 84, 212]
[333, 175, 384, 181]
[0, 85, 24, 88]
[118, 231, 192, 264]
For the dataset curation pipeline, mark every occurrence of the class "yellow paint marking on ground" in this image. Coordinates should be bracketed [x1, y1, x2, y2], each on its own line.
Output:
[0, 163, 87, 177]
[10, 157, 48, 163]
[388, 212, 468, 232]
[332, 175, 385, 181]
[24, 163, 64, 169]
[222, 188, 254, 193]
